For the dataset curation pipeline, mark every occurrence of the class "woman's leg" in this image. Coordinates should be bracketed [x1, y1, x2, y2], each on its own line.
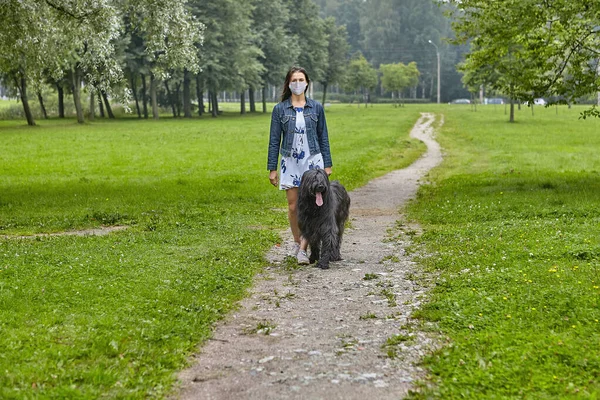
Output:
[286, 188, 301, 244]
[286, 188, 309, 264]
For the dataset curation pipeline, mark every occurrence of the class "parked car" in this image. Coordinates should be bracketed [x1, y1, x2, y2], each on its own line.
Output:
[524, 98, 547, 106]
[449, 98, 471, 104]
[485, 98, 504, 105]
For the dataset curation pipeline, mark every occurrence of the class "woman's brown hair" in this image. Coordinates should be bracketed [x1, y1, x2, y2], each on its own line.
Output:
[281, 66, 310, 102]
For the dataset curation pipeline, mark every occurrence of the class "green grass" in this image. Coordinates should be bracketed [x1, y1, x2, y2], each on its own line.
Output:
[0, 105, 425, 398]
[406, 105, 600, 398]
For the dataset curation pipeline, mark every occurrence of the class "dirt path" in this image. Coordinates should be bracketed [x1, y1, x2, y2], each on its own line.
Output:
[0, 226, 127, 240]
[176, 113, 443, 400]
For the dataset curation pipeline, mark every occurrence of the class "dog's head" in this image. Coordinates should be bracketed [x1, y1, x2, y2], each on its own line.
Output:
[300, 168, 329, 207]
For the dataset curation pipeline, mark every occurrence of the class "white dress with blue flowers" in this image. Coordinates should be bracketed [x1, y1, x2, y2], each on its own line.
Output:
[279, 107, 324, 190]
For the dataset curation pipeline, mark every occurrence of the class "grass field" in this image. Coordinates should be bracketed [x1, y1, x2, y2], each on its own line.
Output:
[405, 104, 600, 398]
[3, 102, 599, 398]
[0, 105, 425, 398]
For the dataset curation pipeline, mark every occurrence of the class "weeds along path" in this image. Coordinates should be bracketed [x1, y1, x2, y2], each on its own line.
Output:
[176, 113, 443, 400]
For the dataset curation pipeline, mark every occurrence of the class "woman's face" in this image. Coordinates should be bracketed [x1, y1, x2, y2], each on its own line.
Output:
[290, 71, 307, 84]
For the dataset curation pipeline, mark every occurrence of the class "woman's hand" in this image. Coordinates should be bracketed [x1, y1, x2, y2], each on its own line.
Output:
[269, 170, 279, 187]
[324, 167, 332, 176]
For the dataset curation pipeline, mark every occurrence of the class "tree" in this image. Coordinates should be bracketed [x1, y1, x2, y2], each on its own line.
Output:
[315, 0, 365, 55]
[0, 2, 58, 125]
[449, 0, 600, 120]
[320, 18, 350, 104]
[131, 0, 203, 119]
[380, 62, 419, 106]
[283, 0, 328, 82]
[380, 63, 409, 106]
[343, 54, 378, 107]
[317, 0, 465, 102]
[405, 61, 420, 98]
[251, 0, 297, 112]
[0, 0, 202, 125]
[192, 0, 261, 117]
[360, 0, 448, 67]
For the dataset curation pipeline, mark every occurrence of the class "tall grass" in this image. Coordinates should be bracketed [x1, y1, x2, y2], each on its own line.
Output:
[0, 105, 425, 398]
[407, 105, 600, 398]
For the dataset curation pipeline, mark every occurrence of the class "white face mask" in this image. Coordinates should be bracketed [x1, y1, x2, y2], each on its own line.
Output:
[289, 81, 307, 96]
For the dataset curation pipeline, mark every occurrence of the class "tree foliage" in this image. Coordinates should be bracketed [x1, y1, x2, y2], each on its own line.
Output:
[449, 0, 600, 119]
[283, 0, 329, 82]
[250, 0, 296, 112]
[0, 0, 202, 124]
[343, 53, 378, 106]
[320, 17, 350, 103]
[380, 61, 420, 105]
[315, 0, 365, 54]
[0, 0, 356, 124]
[316, 0, 467, 102]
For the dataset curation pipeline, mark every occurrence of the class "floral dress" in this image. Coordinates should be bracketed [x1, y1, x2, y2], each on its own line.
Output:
[279, 107, 324, 190]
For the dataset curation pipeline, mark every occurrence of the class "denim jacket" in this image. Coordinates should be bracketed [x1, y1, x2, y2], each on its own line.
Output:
[267, 97, 332, 171]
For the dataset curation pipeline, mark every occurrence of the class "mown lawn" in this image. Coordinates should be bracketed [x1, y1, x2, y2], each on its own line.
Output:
[0, 105, 425, 398]
[406, 104, 600, 398]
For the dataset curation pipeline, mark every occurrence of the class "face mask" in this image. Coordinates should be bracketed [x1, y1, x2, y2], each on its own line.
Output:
[289, 81, 307, 95]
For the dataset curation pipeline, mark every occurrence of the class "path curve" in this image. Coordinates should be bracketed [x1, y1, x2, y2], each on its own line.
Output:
[176, 113, 442, 400]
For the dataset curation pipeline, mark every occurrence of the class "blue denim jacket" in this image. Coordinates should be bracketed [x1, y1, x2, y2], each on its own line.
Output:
[267, 97, 332, 171]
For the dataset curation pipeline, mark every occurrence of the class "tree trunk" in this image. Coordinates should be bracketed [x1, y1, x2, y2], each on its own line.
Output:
[130, 73, 141, 118]
[37, 91, 48, 119]
[249, 88, 256, 112]
[150, 73, 159, 119]
[164, 80, 177, 118]
[14, 75, 36, 126]
[141, 73, 148, 119]
[101, 90, 115, 119]
[240, 89, 246, 114]
[56, 82, 65, 118]
[97, 89, 105, 117]
[509, 98, 515, 123]
[322, 82, 328, 105]
[183, 70, 192, 118]
[195, 75, 204, 116]
[71, 68, 85, 124]
[89, 90, 95, 121]
[262, 86, 267, 113]
[175, 81, 182, 117]
[211, 90, 218, 117]
[208, 90, 212, 114]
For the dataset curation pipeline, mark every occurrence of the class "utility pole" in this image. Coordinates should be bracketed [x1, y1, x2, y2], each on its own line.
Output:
[428, 40, 441, 104]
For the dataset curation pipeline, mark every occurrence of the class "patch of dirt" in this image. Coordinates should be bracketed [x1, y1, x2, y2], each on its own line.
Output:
[0, 225, 128, 240]
[175, 113, 443, 400]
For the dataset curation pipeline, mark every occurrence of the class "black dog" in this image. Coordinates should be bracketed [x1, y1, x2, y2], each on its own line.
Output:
[297, 168, 351, 269]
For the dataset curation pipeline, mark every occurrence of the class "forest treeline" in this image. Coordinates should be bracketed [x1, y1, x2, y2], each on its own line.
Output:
[0, 0, 468, 125]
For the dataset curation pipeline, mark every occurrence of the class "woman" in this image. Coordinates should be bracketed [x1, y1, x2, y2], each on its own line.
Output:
[267, 66, 333, 264]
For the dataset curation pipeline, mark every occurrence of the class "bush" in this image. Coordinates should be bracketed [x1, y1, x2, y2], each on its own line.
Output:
[314, 91, 432, 104]
[0, 92, 143, 121]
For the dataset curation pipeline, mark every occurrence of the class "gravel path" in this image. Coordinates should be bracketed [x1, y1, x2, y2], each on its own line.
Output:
[175, 112, 443, 400]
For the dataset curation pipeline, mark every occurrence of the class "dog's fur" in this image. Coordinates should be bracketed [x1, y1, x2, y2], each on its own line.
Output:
[297, 168, 351, 269]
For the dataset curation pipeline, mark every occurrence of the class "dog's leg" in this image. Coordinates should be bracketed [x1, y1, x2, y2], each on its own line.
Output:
[331, 238, 342, 261]
[331, 221, 345, 261]
[316, 226, 337, 269]
[309, 239, 320, 264]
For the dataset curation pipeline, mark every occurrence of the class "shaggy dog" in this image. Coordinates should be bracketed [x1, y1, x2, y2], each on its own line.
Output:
[297, 168, 351, 269]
